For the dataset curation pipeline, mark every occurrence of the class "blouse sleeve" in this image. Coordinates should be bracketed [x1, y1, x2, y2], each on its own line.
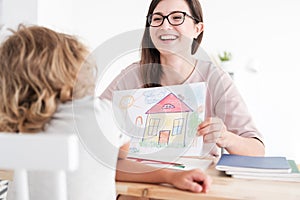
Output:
[100, 62, 144, 101]
[206, 66, 264, 144]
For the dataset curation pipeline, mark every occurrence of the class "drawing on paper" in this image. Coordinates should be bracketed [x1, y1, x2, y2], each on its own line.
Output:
[112, 82, 206, 156]
[143, 93, 193, 147]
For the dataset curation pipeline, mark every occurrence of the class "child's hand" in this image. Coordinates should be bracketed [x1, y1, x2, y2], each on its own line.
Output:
[168, 169, 212, 193]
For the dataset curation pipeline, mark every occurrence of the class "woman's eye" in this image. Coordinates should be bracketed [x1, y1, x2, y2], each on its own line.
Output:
[153, 17, 162, 22]
[172, 16, 183, 20]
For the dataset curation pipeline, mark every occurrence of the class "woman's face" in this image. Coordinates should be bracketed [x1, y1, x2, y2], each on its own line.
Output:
[149, 0, 203, 56]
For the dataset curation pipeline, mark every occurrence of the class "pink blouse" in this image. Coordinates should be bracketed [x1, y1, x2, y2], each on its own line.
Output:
[100, 60, 264, 156]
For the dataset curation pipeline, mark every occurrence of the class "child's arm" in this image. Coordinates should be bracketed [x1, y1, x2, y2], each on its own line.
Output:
[118, 142, 130, 159]
[116, 144, 211, 193]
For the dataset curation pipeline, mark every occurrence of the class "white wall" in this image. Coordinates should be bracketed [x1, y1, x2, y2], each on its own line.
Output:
[37, 0, 152, 49]
[201, 0, 300, 162]
[0, 0, 3, 25]
[37, 0, 73, 33]
[2, 0, 300, 162]
[1, 0, 37, 28]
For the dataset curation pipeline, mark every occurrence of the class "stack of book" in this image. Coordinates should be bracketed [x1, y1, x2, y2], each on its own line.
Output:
[216, 154, 300, 182]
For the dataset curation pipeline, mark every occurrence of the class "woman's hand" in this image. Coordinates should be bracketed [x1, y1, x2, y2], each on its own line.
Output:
[168, 169, 212, 193]
[197, 117, 231, 148]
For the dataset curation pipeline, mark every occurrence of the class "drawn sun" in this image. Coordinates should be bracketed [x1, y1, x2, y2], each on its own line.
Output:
[119, 95, 135, 109]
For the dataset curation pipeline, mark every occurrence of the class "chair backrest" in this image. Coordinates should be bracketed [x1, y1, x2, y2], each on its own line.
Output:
[0, 179, 9, 199]
[0, 133, 79, 200]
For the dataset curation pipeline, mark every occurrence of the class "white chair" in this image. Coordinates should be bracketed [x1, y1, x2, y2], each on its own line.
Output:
[0, 133, 79, 200]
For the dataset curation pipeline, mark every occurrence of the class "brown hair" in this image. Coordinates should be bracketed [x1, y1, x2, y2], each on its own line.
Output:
[0, 25, 91, 133]
[140, 0, 204, 87]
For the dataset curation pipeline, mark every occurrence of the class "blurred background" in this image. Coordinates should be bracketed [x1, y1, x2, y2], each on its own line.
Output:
[1, 0, 300, 162]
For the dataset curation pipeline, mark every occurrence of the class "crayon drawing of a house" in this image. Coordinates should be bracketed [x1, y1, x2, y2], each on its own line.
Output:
[142, 93, 193, 147]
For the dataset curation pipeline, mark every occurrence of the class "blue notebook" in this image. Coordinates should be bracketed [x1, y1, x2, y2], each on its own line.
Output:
[216, 154, 292, 173]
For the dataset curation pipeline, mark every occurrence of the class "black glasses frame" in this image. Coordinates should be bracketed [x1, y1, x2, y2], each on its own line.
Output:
[147, 11, 200, 27]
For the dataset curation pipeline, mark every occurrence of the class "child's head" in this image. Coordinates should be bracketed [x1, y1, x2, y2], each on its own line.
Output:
[0, 25, 92, 133]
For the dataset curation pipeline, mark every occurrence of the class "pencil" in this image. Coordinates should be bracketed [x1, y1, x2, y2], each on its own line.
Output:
[127, 157, 183, 166]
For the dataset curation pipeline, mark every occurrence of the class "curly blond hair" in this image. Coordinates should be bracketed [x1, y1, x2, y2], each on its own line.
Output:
[0, 25, 92, 133]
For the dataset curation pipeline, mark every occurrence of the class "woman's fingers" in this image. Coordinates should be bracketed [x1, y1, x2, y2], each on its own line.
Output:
[203, 131, 221, 143]
[197, 117, 227, 145]
[198, 119, 224, 136]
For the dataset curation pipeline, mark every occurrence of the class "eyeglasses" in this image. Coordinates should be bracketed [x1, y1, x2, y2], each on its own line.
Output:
[147, 11, 199, 27]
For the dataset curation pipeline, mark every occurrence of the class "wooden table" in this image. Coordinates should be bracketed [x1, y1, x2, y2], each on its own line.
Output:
[116, 159, 300, 200]
[0, 170, 13, 181]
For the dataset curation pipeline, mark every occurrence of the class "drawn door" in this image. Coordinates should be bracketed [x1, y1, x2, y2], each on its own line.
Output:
[158, 130, 170, 145]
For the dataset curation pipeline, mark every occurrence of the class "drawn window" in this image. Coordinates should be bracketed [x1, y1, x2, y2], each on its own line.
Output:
[172, 118, 183, 135]
[162, 103, 175, 110]
[148, 118, 160, 136]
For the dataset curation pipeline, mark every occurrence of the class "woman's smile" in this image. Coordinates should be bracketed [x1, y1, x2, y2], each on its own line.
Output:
[159, 34, 178, 41]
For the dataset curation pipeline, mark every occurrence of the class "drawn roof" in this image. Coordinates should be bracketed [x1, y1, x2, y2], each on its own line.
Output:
[145, 93, 193, 114]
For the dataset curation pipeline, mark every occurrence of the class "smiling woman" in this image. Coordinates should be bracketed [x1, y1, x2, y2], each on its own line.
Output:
[141, 0, 203, 87]
[101, 0, 264, 159]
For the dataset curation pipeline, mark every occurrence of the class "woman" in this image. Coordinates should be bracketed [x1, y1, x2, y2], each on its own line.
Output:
[0, 25, 211, 200]
[101, 0, 265, 156]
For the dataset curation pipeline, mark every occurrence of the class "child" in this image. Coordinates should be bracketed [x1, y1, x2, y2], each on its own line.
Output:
[0, 25, 211, 200]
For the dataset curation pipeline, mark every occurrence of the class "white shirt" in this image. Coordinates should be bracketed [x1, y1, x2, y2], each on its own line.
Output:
[7, 96, 129, 200]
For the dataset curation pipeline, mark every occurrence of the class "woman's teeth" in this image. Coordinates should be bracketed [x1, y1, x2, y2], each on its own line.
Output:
[160, 35, 177, 40]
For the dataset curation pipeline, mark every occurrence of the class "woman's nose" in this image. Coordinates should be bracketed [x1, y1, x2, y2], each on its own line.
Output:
[160, 18, 173, 30]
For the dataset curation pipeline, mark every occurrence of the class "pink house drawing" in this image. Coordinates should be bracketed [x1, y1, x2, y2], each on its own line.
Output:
[142, 93, 193, 147]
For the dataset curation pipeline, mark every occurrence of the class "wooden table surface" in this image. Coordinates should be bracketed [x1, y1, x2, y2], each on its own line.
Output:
[0, 170, 13, 181]
[116, 159, 300, 200]
[1, 160, 300, 199]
